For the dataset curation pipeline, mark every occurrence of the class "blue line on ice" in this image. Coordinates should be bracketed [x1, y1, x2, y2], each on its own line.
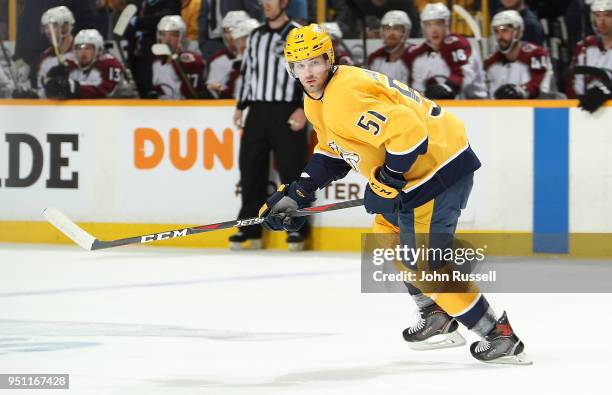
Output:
[0, 269, 352, 298]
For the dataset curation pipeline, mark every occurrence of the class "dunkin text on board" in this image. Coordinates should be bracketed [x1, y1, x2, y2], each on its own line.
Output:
[133, 127, 234, 170]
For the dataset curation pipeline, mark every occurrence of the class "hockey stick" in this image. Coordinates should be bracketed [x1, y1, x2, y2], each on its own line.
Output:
[47, 19, 65, 66]
[112, 4, 140, 97]
[0, 34, 18, 87]
[43, 199, 364, 251]
[567, 65, 612, 91]
[152, 43, 199, 99]
[113, 4, 138, 37]
[452, 5, 487, 59]
[568, 66, 612, 85]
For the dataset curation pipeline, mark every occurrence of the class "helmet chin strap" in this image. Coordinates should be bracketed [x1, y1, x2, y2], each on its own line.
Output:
[78, 60, 95, 71]
[75, 44, 96, 71]
[77, 54, 96, 71]
[384, 34, 407, 54]
[499, 30, 520, 54]
[595, 27, 612, 40]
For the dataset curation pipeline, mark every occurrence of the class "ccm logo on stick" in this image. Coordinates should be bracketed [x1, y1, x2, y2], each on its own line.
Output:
[141, 229, 188, 243]
[237, 218, 264, 227]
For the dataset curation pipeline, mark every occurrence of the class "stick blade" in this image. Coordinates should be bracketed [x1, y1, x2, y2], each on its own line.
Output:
[43, 207, 96, 251]
[151, 43, 172, 57]
[113, 4, 138, 36]
[452, 4, 482, 40]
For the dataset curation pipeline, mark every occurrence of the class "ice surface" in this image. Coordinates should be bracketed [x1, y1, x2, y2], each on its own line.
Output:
[0, 243, 609, 394]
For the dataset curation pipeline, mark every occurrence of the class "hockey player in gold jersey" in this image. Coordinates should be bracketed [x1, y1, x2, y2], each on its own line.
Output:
[258, 24, 531, 365]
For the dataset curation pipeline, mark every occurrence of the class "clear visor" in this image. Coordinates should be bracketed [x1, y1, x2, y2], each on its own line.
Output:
[75, 43, 95, 50]
[421, 18, 447, 25]
[75, 43, 96, 54]
[493, 24, 516, 33]
[382, 24, 407, 34]
[157, 30, 182, 41]
[286, 55, 330, 79]
[591, 10, 612, 34]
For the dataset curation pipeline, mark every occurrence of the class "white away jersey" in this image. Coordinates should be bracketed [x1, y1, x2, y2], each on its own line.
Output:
[570, 35, 612, 96]
[66, 53, 127, 98]
[407, 34, 488, 99]
[37, 47, 75, 98]
[367, 44, 415, 85]
[484, 41, 553, 98]
[152, 50, 206, 99]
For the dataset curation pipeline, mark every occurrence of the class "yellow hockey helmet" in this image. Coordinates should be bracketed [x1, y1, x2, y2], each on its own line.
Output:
[284, 23, 335, 77]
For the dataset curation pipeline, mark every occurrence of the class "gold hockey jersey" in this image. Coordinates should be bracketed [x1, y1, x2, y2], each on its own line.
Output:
[303, 65, 480, 208]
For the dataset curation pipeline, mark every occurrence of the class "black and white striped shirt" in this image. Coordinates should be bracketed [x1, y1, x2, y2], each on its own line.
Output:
[237, 20, 303, 109]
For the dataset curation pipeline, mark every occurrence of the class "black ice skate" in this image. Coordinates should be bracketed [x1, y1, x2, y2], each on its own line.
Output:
[402, 303, 466, 351]
[286, 232, 305, 251]
[229, 231, 262, 251]
[470, 311, 532, 365]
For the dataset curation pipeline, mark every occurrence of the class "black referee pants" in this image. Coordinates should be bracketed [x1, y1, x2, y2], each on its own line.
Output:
[238, 102, 309, 238]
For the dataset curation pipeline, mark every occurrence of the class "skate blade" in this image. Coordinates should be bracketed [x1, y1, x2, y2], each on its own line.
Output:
[230, 240, 262, 251]
[287, 241, 305, 252]
[483, 352, 533, 366]
[408, 330, 466, 351]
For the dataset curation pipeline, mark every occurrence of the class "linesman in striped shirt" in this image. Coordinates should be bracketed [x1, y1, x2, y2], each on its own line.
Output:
[230, 0, 310, 251]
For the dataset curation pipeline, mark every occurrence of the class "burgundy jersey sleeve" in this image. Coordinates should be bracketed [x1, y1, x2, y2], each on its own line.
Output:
[219, 61, 241, 99]
[570, 38, 589, 68]
[439, 34, 472, 88]
[567, 36, 598, 98]
[399, 43, 417, 72]
[65, 58, 79, 71]
[175, 51, 206, 98]
[518, 43, 549, 98]
[404, 43, 429, 86]
[78, 54, 124, 98]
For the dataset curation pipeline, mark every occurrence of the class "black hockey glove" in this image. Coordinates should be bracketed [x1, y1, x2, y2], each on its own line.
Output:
[494, 84, 528, 99]
[579, 85, 612, 113]
[258, 182, 315, 232]
[46, 63, 70, 79]
[44, 77, 80, 99]
[424, 82, 457, 99]
[12, 89, 39, 99]
[364, 166, 405, 214]
[197, 89, 214, 99]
